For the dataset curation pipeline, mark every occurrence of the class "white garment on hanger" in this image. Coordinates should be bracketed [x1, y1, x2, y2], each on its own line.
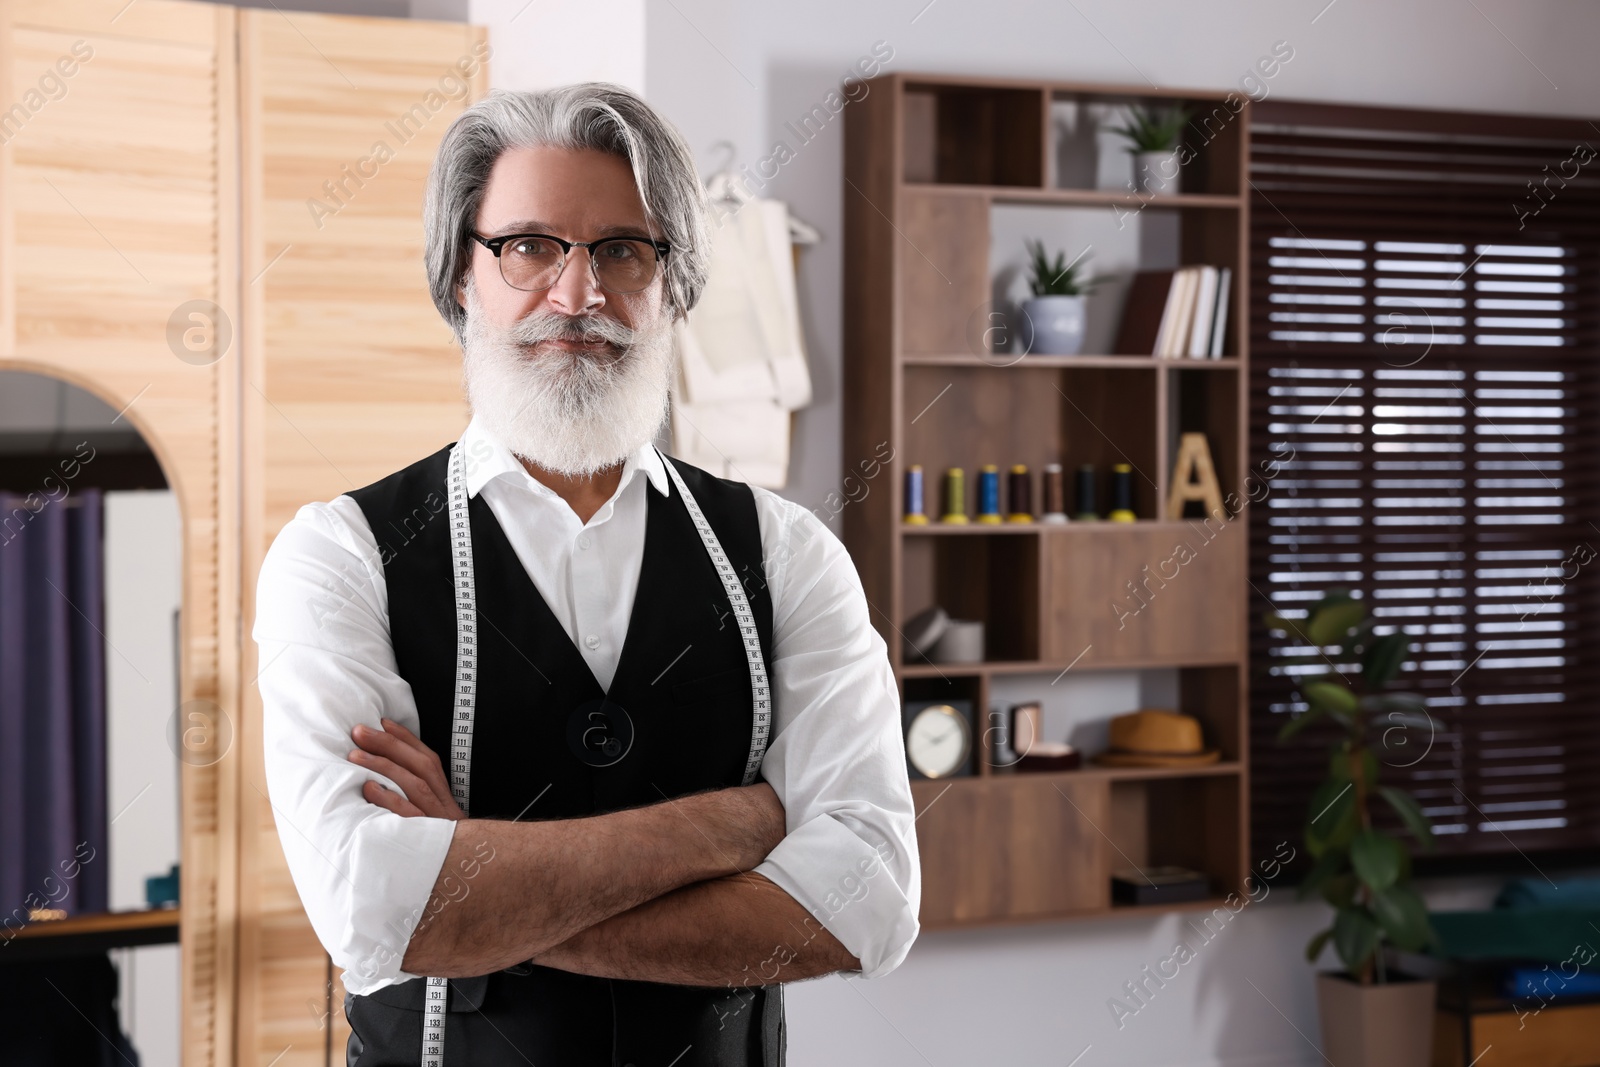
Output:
[671, 196, 811, 488]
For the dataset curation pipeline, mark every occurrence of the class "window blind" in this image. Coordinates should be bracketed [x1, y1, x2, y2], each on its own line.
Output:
[1247, 99, 1600, 864]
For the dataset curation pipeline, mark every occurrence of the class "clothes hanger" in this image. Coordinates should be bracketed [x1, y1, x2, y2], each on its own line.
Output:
[702, 139, 821, 245]
[703, 140, 750, 210]
[787, 214, 821, 246]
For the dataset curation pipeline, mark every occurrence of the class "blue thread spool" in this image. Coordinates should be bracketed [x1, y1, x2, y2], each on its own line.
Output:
[904, 464, 929, 524]
[977, 465, 1002, 524]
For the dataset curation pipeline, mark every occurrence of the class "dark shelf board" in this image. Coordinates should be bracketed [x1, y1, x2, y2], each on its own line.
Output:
[902, 182, 1243, 210]
[916, 894, 1240, 932]
[2, 907, 180, 963]
[902, 353, 1241, 369]
[898, 654, 1244, 678]
[911, 762, 1243, 788]
[899, 518, 1230, 535]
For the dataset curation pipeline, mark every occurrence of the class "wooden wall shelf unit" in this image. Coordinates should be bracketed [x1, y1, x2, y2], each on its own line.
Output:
[844, 74, 1251, 929]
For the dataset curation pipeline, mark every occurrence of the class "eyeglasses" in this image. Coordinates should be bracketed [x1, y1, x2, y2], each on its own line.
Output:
[470, 231, 672, 295]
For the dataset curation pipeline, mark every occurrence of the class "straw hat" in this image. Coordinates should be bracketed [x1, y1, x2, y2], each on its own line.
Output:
[1092, 709, 1220, 767]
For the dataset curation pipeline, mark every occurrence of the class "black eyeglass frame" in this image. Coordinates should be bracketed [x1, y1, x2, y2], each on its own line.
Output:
[469, 231, 673, 294]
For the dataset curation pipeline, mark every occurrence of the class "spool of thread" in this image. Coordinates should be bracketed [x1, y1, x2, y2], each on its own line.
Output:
[1074, 465, 1099, 521]
[1041, 463, 1067, 523]
[1109, 463, 1136, 522]
[1007, 464, 1033, 523]
[976, 465, 1002, 524]
[940, 467, 969, 524]
[903, 464, 929, 524]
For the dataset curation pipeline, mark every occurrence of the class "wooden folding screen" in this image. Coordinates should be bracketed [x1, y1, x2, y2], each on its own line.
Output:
[0, 1, 487, 1062]
[237, 10, 483, 1064]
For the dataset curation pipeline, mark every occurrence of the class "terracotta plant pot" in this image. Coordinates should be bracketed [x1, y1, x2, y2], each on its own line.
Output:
[1315, 971, 1437, 1067]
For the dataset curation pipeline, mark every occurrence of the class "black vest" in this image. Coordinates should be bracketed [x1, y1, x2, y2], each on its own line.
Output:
[341, 442, 785, 1067]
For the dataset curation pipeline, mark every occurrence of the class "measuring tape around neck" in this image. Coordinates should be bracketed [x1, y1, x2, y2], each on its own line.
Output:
[421, 442, 478, 1066]
[654, 447, 772, 787]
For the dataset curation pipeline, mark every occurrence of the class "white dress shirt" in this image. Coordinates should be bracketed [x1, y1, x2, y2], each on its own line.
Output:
[253, 415, 920, 995]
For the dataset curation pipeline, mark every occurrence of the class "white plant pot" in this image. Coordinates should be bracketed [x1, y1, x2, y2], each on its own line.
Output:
[1133, 149, 1181, 195]
[1018, 295, 1087, 356]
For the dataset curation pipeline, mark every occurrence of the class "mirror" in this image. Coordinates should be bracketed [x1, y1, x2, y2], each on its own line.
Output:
[0, 369, 181, 1063]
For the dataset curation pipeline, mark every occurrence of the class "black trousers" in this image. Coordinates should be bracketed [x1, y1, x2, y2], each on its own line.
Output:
[345, 963, 785, 1067]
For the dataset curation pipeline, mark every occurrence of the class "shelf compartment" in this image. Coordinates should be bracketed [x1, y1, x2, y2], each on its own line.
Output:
[1040, 520, 1245, 665]
[1167, 365, 1243, 516]
[902, 363, 1160, 523]
[911, 773, 1110, 924]
[1047, 90, 1245, 198]
[904, 83, 1044, 187]
[1177, 664, 1244, 763]
[901, 530, 1040, 663]
[902, 673, 985, 780]
[1108, 773, 1243, 900]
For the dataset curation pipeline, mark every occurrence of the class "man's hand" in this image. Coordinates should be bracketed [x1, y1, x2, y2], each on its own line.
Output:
[348, 717, 464, 821]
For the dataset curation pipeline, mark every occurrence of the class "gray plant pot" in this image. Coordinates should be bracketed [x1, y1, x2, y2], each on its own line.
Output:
[1019, 295, 1087, 356]
[1133, 149, 1181, 195]
[1315, 972, 1436, 1067]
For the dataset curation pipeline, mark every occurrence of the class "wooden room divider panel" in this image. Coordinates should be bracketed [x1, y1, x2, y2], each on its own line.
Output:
[0, 0, 241, 1062]
[236, 10, 486, 1065]
[1, 0, 488, 1062]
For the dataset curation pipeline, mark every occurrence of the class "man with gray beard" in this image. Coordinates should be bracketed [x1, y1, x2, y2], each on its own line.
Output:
[253, 83, 919, 1066]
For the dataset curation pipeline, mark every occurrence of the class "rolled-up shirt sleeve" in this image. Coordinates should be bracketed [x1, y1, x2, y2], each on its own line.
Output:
[749, 491, 921, 980]
[252, 498, 456, 995]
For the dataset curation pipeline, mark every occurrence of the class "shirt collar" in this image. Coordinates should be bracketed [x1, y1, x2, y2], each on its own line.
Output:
[458, 414, 671, 502]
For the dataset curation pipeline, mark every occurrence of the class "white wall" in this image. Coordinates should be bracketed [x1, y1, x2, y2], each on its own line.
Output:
[468, 0, 644, 92]
[640, 3, 1600, 1064]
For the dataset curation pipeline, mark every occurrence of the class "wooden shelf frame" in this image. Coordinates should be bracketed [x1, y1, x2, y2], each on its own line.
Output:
[902, 354, 1242, 368]
[843, 72, 1252, 928]
[902, 182, 1245, 210]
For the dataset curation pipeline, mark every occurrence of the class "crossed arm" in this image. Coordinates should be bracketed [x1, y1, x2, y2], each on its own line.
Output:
[351, 718, 861, 988]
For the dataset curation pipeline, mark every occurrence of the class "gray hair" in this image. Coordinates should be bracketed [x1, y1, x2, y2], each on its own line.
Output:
[423, 83, 710, 339]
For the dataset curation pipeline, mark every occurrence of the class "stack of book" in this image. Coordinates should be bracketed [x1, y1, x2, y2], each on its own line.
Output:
[1112, 265, 1232, 359]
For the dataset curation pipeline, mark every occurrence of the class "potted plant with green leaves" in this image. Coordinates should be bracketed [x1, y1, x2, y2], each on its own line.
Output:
[1266, 591, 1440, 1067]
[1109, 104, 1192, 195]
[1018, 241, 1109, 356]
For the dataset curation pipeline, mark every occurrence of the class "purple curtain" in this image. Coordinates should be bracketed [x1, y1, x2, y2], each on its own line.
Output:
[0, 488, 108, 921]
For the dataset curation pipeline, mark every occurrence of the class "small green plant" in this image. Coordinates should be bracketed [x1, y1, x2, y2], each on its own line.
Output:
[1024, 241, 1109, 297]
[1108, 104, 1192, 152]
[1265, 591, 1439, 985]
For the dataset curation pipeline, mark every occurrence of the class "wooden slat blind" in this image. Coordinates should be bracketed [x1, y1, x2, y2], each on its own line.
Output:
[1248, 99, 1600, 863]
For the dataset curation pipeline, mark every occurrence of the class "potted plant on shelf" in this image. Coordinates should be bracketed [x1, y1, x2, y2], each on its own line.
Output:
[1109, 104, 1191, 195]
[1266, 592, 1440, 1067]
[1018, 240, 1108, 356]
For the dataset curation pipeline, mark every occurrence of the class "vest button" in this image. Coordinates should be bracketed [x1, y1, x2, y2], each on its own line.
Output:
[585, 634, 600, 649]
